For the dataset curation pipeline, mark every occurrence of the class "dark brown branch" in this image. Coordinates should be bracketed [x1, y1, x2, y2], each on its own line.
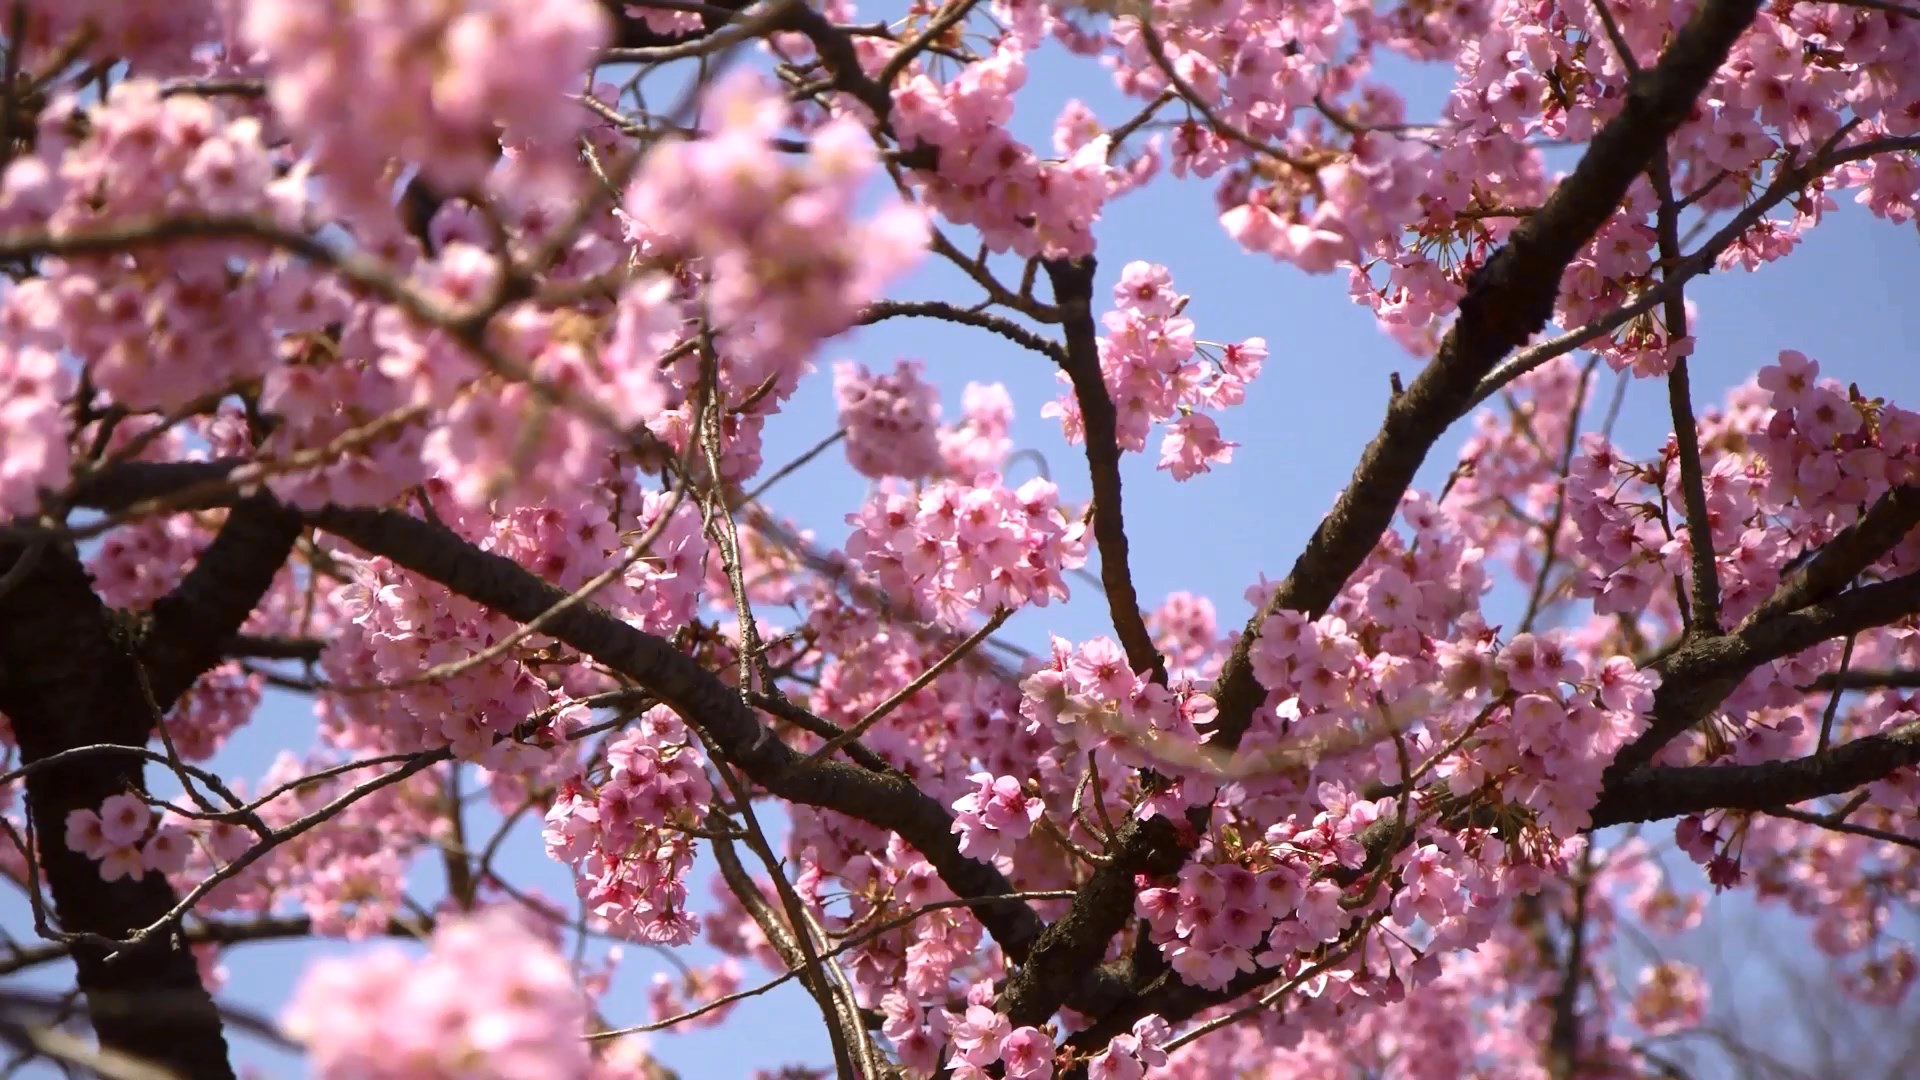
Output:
[990, 259, 1187, 1027]
[139, 497, 303, 704]
[1590, 0, 1721, 634]
[303, 505, 1052, 964]
[0, 915, 429, 978]
[1740, 485, 1920, 629]
[1589, 721, 1920, 826]
[1043, 255, 1165, 685]
[67, 460, 240, 514]
[1805, 667, 1920, 691]
[1547, 852, 1593, 1080]
[1208, 0, 1768, 750]
[773, 3, 898, 130]
[857, 300, 1065, 363]
[1764, 804, 1920, 851]
[0, 541, 236, 1080]
[997, 816, 1189, 1027]
[1612, 569, 1920, 778]
[1651, 195, 1721, 630]
[219, 634, 326, 662]
[708, 817, 859, 1076]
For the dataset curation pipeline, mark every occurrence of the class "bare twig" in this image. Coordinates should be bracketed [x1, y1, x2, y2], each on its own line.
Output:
[805, 607, 1010, 764]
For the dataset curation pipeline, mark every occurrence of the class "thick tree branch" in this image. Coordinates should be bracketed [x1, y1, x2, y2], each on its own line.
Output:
[302, 505, 1052, 964]
[0, 915, 429, 978]
[1613, 569, 1920, 777]
[1806, 667, 1920, 691]
[1589, 720, 1920, 826]
[67, 460, 241, 514]
[1044, 255, 1164, 684]
[219, 634, 326, 662]
[997, 815, 1189, 1027]
[1740, 484, 1920, 629]
[139, 497, 302, 704]
[0, 541, 236, 1080]
[1208, 0, 1768, 749]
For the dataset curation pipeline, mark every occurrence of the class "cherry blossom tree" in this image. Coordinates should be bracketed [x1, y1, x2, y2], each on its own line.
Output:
[1, 0, 1917, 1077]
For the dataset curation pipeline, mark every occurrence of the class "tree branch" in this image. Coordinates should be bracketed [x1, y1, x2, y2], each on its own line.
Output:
[0, 915, 429, 978]
[139, 496, 302, 704]
[0, 541, 236, 1080]
[1589, 720, 1920, 826]
[857, 300, 1065, 364]
[989, 258, 1193, 1028]
[1805, 667, 1920, 691]
[1613, 569, 1920, 778]
[1763, 804, 1920, 851]
[1208, 0, 1768, 749]
[219, 634, 326, 662]
[302, 505, 1053, 965]
[1740, 485, 1920, 629]
[1044, 255, 1164, 684]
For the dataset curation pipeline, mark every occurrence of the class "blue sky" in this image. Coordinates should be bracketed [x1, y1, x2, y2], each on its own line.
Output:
[8, 20, 1920, 1080]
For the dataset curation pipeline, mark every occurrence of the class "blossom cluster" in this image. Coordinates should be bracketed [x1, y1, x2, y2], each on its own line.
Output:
[0, 288, 76, 516]
[834, 364, 1021, 486]
[1559, 350, 1920, 630]
[1113, 1, 1920, 368]
[239, 0, 610, 219]
[950, 771, 1044, 864]
[321, 553, 567, 766]
[938, 381, 1017, 482]
[943, 1000, 1051, 1078]
[282, 907, 597, 1080]
[543, 705, 714, 946]
[621, 69, 929, 394]
[1042, 261, 1267, 481]
[1755, 350, 1920, 519]
[844, 476, 1087, 623]
[64, 793, 191, 883]
[890, 43, 1117, 259]
[835, 358, 944, 481]
[0, 81, 294, 416]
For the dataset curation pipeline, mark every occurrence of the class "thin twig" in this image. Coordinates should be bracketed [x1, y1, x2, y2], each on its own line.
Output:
[1817, 632, 1857, 754]
[1765, 805, 1920, 851]
[805, 607, 1011, 764]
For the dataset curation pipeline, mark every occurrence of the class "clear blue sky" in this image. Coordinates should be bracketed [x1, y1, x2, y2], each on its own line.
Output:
[8, 28, 1920, 1080]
